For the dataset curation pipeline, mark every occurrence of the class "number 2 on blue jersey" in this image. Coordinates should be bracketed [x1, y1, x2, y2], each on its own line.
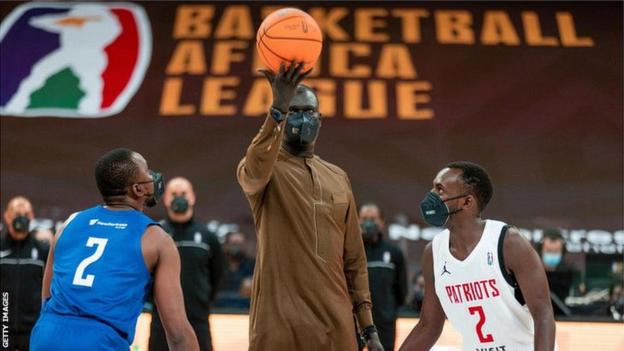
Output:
[72, 237, 108, 287]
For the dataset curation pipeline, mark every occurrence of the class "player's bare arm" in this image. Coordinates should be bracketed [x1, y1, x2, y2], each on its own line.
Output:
[40, 230, 56, 301]
[399, 243, 446, 350]
[41, 222, 68, 301]
[504, 227, 556, 351]
[143, 225, 199, 351]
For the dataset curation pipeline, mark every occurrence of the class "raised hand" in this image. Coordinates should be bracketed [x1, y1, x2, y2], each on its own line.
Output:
[258, 61, 312, 113]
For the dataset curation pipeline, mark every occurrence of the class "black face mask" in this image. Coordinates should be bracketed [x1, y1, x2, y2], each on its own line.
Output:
[285, 111, 321, 145]
[361, 219, 380, 243]
[170, 195, 189, 214]
[12, 215, 30, 233]
[145, 170, 164, 208]
[420, 192, 468, 227]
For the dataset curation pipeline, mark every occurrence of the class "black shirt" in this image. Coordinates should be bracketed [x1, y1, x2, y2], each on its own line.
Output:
[363, 238, 407, 327]
[0, 231, 49, 334]
[152, 218, 223, 323]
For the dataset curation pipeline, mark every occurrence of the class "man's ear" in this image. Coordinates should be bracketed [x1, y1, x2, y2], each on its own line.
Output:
[464, 195, 476, 210]
[188, 191, 196, 207]
[131, 183, 145, 198]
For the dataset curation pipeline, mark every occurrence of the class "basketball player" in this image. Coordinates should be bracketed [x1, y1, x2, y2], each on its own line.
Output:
[30, 148, 199, 351]
[400, 161, 556, 351]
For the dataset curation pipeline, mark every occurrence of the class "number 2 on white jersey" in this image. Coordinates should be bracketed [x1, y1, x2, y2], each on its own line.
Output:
[468, 305, 494, 343]
[72, 237, 108, 287]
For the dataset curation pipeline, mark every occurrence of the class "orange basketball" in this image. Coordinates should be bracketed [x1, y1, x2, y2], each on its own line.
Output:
[256, 8, 323, 73]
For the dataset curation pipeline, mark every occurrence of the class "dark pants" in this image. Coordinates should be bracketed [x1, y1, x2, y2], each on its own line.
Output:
[149, 318, 212, 351]
[7, 331, 31, 351]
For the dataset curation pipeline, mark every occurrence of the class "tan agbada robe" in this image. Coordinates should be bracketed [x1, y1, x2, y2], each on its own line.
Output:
[237, 114, 374, 351]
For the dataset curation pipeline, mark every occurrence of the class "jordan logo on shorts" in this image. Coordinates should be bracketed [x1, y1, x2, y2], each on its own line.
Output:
[441, 261, 451, 276]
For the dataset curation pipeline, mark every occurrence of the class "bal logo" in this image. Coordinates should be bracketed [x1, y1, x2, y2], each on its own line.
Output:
[0, 2, 151, 118]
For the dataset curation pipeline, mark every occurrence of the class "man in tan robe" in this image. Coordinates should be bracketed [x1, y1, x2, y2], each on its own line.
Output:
[237, 62, 384, 351]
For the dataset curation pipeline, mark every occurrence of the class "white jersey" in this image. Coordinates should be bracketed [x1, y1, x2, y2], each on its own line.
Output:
[432, 219, 535, 351]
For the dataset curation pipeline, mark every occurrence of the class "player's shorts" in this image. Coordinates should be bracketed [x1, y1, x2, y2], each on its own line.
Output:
[30, 312, 129, 351]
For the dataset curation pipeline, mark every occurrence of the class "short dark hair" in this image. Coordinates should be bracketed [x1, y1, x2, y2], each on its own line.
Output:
[538, 228, 567, 255]
[94, 148, 139, 198]
[358, 202, 385, 220]
[446, 161, 493, 212]
[224, 231, 245, 244]
[543, 228, 565, 242]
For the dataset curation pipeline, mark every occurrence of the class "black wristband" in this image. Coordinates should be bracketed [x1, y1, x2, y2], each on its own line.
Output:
[361, 324, 377, 341]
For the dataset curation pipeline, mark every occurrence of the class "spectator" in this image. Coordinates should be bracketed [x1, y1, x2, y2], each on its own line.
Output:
[358, 203, 407, 351]
[214, 231, 255, 309]
[408, 271, 425, 314]
[537, 228, 581, 316]
[149, 177, 223, 351]
[0, 196, 49, 350]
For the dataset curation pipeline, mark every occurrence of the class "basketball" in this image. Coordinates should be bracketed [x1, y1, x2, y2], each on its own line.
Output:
[256, 8, 323, 73]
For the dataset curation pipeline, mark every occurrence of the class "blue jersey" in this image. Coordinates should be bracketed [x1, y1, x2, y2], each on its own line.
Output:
[43, 205, 157, 343]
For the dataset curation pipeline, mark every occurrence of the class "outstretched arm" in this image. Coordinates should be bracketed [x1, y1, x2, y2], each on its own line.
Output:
[236, 62, 311, 196]
[42, 212, 78, 302]
[41, 233, 56, 302]
[399, 243, 446, 350]
[504, 228, 556, 351]
[148, 226, 199, 351]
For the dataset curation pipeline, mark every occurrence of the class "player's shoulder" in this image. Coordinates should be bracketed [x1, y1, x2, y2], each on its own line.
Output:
[421, 241, 435, 269]
[315, 155, 347, 176]
[143, 224, 171, 243]
[499, 224, 534, 257]
[158, 219, 174, 235]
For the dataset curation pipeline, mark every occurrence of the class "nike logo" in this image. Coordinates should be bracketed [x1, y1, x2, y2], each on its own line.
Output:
[0, 249, 12, 258]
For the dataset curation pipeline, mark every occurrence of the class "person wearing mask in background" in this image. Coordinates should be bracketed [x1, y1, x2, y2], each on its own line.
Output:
[1, 196, 49, 350]
[409, 271, 425, 314]
[149, 177, 223, 351]
[215, 231, 255, 309]
[358, 203, 407, 351]
[537, 228, 582, 316]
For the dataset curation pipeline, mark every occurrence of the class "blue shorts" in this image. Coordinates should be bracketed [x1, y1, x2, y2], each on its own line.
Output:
[30, 313, 129, 351]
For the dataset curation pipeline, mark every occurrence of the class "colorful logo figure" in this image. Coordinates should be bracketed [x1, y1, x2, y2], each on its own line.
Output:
[487, 251, 493, 266]
[0, 3, 151, 118]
